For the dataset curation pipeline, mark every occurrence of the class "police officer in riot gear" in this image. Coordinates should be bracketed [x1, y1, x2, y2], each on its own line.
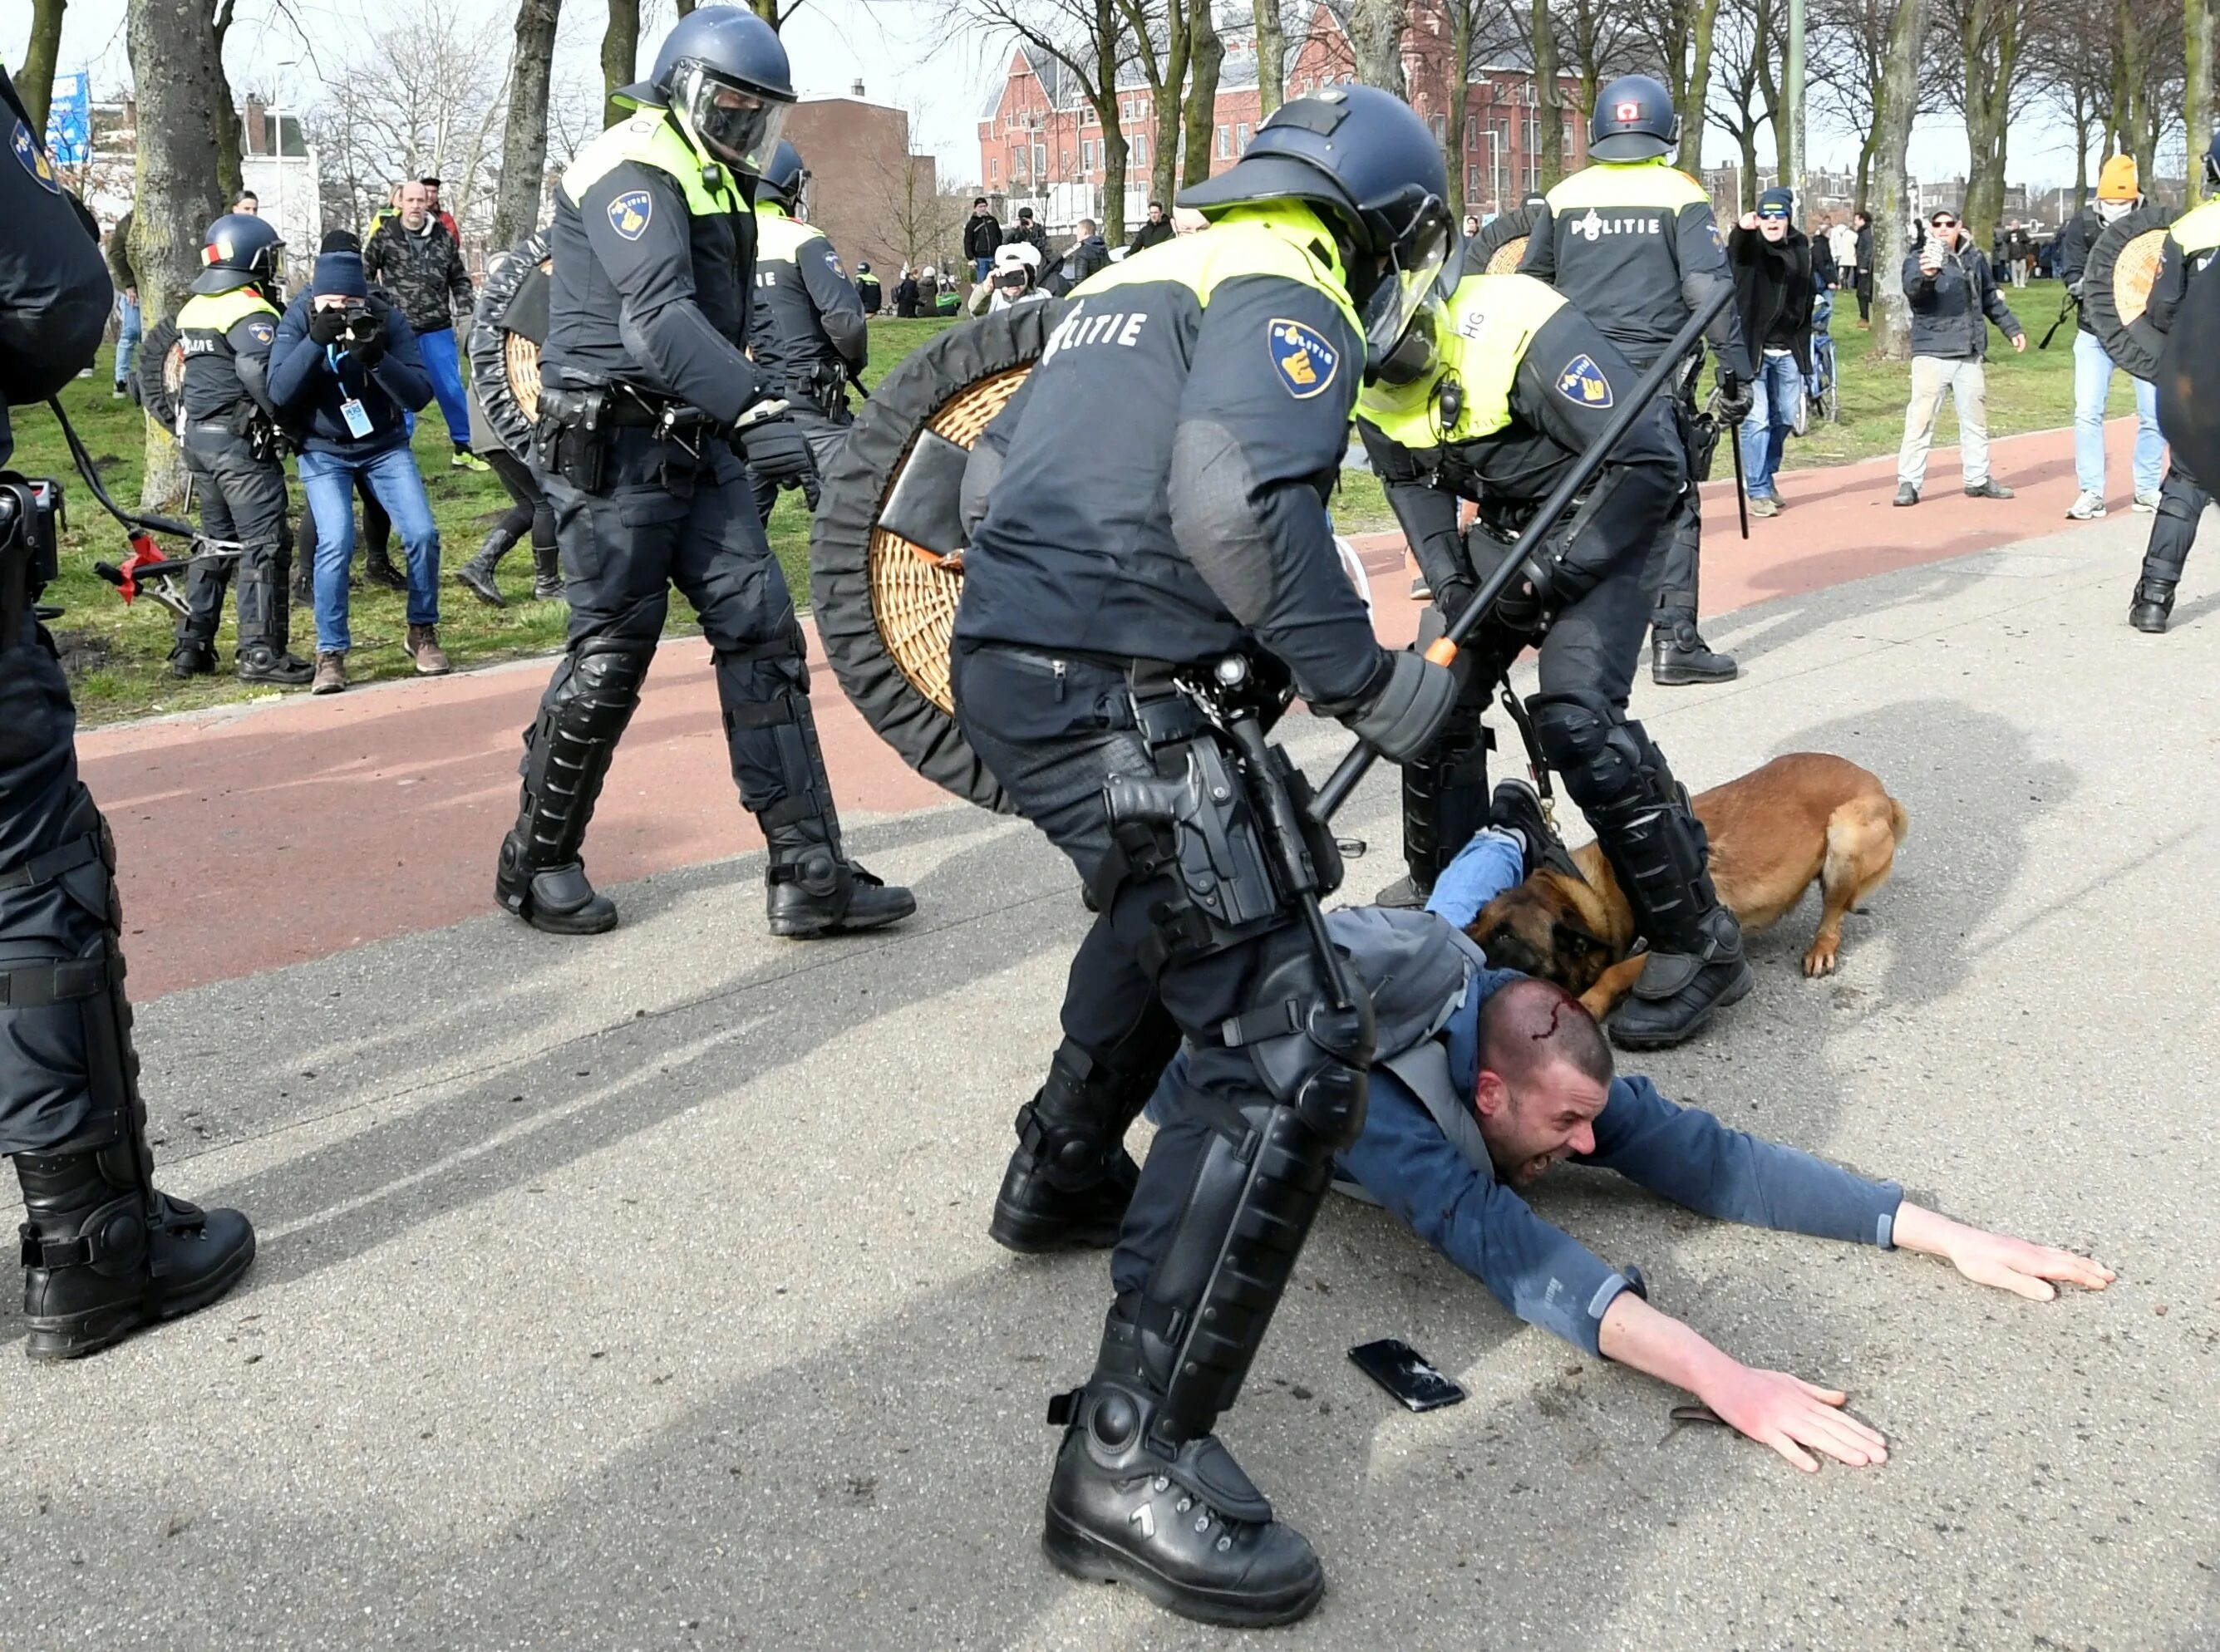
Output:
[0, 62, 256, 1359]
[953, 86, 1458, 1625]
[2128, 131, 2220, 633]
[1521, 73, 1751, 686]
[170, 213, 314, 685]
[745, 140, 868, 525]
[498, 7, 913, 938]
[1358, 270, 1752, 1047]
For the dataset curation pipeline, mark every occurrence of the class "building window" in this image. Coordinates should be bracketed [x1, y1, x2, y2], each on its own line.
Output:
[1468, 164, 1481, 196]
[1235, 122, 1250, 151]
[1217, 124, 1232, 158]
[1134, 133, 1147, 167]
[1429, 113, 1445, 142]
[1034, 143, 1047, 176]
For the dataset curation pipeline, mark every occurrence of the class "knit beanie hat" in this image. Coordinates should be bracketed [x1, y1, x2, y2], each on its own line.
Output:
[313, 252, 368, 299]
[2098, 155, 2140, 202]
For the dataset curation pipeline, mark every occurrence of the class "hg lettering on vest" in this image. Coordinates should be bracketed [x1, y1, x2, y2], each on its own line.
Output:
[1573, 209, 1664, 242]
[1041, 303, 1149, 362]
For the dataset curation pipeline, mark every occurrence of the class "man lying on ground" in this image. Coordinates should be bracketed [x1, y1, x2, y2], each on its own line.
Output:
[1132, 789, 2112, 1471]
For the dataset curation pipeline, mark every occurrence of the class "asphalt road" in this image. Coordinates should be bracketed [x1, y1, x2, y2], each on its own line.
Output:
[3, 509, 2215, 1650]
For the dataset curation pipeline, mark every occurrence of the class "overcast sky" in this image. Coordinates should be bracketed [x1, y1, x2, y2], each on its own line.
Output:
[39, 0, 2111, 189]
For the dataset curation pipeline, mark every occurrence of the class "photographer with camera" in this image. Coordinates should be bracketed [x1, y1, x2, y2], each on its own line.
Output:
[0, 61, 258, 1359]
[266, 249, 449, 692]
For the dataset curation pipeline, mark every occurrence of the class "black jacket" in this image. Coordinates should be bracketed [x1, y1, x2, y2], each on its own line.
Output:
[362, 214, 474, 337]
[265, 292, 433, 456]
[1728, 224, 1816, 375]
[1854, 224, 1874, 273]
[1128, 218, 1177, 255]
[1007, 220, 1050, 258]
[893, 276, 922, 317]
[2055, 204, 2112, 336]
[963, 213, 1002, 261]
[1903, 239, 2023, 361]
[1041, 234, 1110, 297]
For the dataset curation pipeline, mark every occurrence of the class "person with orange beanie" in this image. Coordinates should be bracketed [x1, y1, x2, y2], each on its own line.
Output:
[2059, 155, 2165, 520]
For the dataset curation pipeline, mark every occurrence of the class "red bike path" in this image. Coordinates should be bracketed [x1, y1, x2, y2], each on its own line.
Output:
[89, 420, 2141, 999]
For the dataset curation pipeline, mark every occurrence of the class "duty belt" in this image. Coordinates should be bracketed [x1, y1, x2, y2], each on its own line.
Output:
[0, 952, 118, 1009]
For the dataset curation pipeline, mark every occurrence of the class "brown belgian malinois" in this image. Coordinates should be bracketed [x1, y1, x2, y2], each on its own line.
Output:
[1468, 753, 1910, 1020]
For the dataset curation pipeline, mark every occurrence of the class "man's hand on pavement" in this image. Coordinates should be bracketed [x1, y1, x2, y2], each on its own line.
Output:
[1892, 1202, 2115, 1301]
[1694, 1364, 1888, 1473]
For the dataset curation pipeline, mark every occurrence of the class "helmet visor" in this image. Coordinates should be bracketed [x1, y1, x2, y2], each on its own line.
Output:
[672, 60, 789, 173]
[1359, 192, 1455, 377]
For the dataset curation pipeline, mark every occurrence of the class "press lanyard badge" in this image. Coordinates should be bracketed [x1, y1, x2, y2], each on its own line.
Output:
[339, 397, 373, 439]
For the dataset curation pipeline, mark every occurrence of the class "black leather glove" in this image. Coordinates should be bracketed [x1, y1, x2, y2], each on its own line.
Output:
[1433, 576, 1478, 626]
[343, 312, 387, 366]
[1715, 371, 1754, 425]
[740, 415, 815, 490]
[307, 306, 348, 345]
[1340, 649, 1458, 765]
[1463, 524, 1551, 635]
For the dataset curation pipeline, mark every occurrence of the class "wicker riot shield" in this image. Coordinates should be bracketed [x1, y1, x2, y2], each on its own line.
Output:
[2084, 204, 2178, 379]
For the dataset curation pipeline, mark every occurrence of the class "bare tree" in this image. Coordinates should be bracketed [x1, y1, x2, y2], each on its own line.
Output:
[212, 0, 244, 203]
[494, 0, 565, 247]
[1532, 0, 1564, 189]
[1350, 0, 1408, 89]
[1873, 0, 1927, 360]
[21, 0, 67, 132]
[1116, 0, 1200, 208]
[1810, 0, 1896, 211]
[1253, 0, 1287, 114]
[1180, 0, 1224, 185]
[1554, 0, 1643, 125]
[963, 0, 1133, 242]
[2109, 0, 2183, 184]
[603, 0, 641, 125]
[128, 0, 228, 506]
[1634, 0, 1726, 172]
[1707, 0, 1784, 212]
[2190, 0, 2214, 203]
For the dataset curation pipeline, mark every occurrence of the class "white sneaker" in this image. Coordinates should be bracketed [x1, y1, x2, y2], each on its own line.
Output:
[2133, 491, 2162, 513]
[2065, 489, 2107, 521]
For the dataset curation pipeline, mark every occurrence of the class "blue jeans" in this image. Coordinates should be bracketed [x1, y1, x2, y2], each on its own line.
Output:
[114, 293, 141, 385]
[415, 325, 471, 450]
[2073, 328, 2163, 498]
[972, 255, 992, 283]
[1739, 349, 1802, 499]
[298, 443, 441, 651]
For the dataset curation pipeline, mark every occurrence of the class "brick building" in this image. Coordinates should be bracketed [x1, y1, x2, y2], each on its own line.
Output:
[785, 89, 943, 282]
[975, 3, 1587, 238]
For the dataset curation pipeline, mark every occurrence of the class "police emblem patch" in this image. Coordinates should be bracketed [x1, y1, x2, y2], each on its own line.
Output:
[11, 122, 60, 194]
[1268, 318, 1340, 399]
[608, 189, 653, 241]
[249, 321, 275, 344]
[1556, 354, 1614, 408]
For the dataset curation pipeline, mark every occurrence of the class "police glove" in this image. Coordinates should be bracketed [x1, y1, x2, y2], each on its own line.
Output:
[1341, 649, 1458, 765]
[740, 415, 816, 492]
[1715, 371, 1755, 425]
[1432, 576, 1479, 626]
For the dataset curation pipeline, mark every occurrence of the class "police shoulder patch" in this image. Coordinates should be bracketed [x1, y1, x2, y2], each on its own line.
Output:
[11, 122, 61, 194]
[608, 188, 654, 242]
[1556, 354, 1614, 409]
[247, 320, 275, 344]
[1268, 317, 1340, 400]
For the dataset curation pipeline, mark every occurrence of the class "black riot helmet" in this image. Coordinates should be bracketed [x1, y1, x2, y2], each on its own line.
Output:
[190, 212, 287, 295]
[753, 140, 809, 209]
[634, 5, 796, 174]
[1587, 74, 1681, 164]
[1177, 85, 1455, 378]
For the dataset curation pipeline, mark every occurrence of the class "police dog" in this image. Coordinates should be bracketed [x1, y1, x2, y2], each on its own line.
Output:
[1469, 753, 1909, 1019]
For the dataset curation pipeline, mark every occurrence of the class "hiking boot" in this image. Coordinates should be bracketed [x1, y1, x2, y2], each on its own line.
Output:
[406, 625, 451, 676]
[167, 642, 217, 679]
[312, 651, 347, 694]
[2065, 489, 2108, 520]
[1893, 483, 1919, 507]
[765, 841, 916, 938]
[1964, 479, 2015, 500]
[236, 645, 314, 686]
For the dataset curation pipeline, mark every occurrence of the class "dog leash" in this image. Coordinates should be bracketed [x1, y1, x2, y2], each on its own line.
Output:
[1495, 676, 1587, 884]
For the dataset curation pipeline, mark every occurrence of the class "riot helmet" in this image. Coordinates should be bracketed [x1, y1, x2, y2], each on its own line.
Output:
[1587, 75, 1680, 164]
[1177, 86, 1455, 379]
[754, 140, 809, 209]
[191, 213, 286, 295]
[639, 5, 795, 174]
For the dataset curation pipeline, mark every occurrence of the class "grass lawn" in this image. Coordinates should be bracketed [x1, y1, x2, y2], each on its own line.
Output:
[17, 282, 2122, 724]
[13, 317, 955, 725]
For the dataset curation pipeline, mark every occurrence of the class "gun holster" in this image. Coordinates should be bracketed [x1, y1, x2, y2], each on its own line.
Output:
[0, 474, 62, 646]
[534, 386, 610, 492]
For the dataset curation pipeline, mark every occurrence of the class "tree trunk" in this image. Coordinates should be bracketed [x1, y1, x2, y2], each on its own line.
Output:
[209, 0, 243, 206]
[1350, 0, 1408, 90]
[1254, 0, 1287, 116]
[21, 0, 67, 133]
[1182, 1, 1225, 187]
[2193, 0, 2215, 203]
[1873, 0, 1927, 361]
[1447, 4, 1475, 216]
[494, 0, 564, 247]
[602, 0, 641, 127]
[1678, 0, 1723, 171]
[1958, 0, 2021, 255]
[1737, 125, 1759, 213]
[1093, 0, 1128, 240]
[128, 0, 228, 508]
[1533, 0, 1564, 189]
[1853, 124, 1878, 216]
[2071, 84, 2093, 213]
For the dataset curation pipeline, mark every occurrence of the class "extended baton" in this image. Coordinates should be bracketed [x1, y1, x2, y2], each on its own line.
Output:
[1727, 394, 1751, 539]
[1312, 283, 1737, 824]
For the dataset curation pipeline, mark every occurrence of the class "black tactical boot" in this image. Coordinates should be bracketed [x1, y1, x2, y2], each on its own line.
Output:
[763, 832, 916, 939]
[993, 1146, 1140, 1252]
[530, 536, 563, 602]
[167, 642, 217, 679]
[990, 1025, 1176, 1252]
[2129, 578, 2177, 634]
[15, 1147, 256, 1361]
[1607, 905, 1753, 1049]
[456, 532, 509, 607]
[362, 545, 408, 592]
[1487, 777, 1574, 879]
[1651, 621, 1738, 686]
[236, 643, 314, 686]
[495, 838, 618, 935]
[1041, 1306, 1325, 1627]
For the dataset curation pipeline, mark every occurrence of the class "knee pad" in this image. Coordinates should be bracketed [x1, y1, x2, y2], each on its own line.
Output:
[559, 637, 654, 734]
[1229, 944, 1376, 1150]
[1531, 691, 1649, 817]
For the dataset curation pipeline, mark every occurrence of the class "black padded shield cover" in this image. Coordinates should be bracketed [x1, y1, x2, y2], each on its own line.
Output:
[2084, 204, 2178, 379]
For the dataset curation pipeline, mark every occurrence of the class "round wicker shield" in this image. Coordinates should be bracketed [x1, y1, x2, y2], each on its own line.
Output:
[468, 236, 554, 455]
[1464, 204, 1539, 278]
[810, 302, 1071, 814]
[2085, 205, 2177, 379]
[136, 317, 184, 429]
[505, 317, 546, 423]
